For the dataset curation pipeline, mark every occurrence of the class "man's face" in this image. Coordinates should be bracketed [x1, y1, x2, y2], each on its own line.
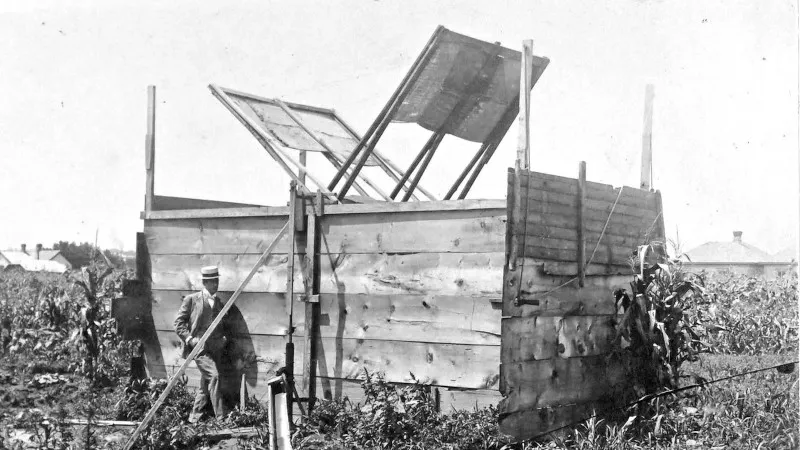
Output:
[203, 279, 219, 295]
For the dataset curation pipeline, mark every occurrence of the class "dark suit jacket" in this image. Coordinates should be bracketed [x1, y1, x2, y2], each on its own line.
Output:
[174, 290, 232, 359]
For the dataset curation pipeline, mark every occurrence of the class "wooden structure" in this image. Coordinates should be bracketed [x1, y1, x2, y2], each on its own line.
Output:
[116, 26, 668, 441]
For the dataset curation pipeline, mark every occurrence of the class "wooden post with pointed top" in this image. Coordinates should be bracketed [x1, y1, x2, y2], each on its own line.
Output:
[640, 84, 655, 190]
[145, 86, 156, 212]
[517, 40, 533, 170]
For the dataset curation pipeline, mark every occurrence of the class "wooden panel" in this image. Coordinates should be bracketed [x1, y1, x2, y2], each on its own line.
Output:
[498, 356, 627, 410]
[150, 254, 301, 292]
[319, 209, 506, 254]
[524, 223, 650, 247]
[499, 402, 601, 441]
[143, 198, 507, 220]
[152, 195, 264, 211]
[155, 330, 500, 389]
[158, 363, 500, 412]
[523, 213, 658, 241]
[145, 208, 507, 256]
[519, 170, 654, 204]
[318, 252, 505, 296]
[150, 290, 502, 345]
[500, 315, 617, 362]
[526, 196, 656, 222]
[151, 252, 503, 295]
[145, 217, 292, 255]
[522, 240, 636, 265]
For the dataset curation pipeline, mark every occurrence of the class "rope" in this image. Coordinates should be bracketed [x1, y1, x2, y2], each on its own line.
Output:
[521, 360, 799, 442]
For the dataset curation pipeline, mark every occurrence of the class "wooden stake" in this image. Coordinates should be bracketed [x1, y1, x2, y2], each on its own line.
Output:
[444, 142, 490, 200]
[517, 40, 533, 170]
[577, 161, 587, 287]
[641, 84, 655, 190]
[145, 86, 156, 212]
[122, 221, 290, 450]
[301, 191, 323, 412]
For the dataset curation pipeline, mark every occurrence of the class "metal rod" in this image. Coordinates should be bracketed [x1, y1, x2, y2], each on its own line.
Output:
[328, 26, 445, 192]
[402, 132, 444, 201]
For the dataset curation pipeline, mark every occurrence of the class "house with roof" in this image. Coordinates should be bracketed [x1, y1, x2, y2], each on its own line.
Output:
[0, 244, 73, 273]
[682, 231, 794, 279]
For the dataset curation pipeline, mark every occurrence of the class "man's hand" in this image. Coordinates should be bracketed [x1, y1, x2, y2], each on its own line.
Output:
[188, 337, 200, 348]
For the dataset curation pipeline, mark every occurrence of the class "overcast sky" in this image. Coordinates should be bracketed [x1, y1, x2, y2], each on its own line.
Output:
[1, 0, 798, 255]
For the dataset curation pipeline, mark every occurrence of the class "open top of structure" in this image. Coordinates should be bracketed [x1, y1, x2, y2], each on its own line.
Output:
[209, 26, 549, 204]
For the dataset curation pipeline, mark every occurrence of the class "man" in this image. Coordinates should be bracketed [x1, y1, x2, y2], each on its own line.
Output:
[174, 265, 233, 423]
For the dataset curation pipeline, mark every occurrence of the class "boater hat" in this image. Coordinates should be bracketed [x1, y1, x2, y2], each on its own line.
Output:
[201, 266, 220, 280]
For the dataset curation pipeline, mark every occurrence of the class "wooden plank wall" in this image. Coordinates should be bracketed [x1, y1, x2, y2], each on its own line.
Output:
[499, 169, 665, 440]
[143, 205, 507, 411]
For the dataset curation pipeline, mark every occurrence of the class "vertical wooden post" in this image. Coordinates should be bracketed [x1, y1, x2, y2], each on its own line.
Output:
[517, 40, 533, 170]
[284, 182, 298, 420]
[145, 86, 156, 212]
[301, 191, 323, 413]
[641, 84, 655, 190]
[577, 162, 587, 287]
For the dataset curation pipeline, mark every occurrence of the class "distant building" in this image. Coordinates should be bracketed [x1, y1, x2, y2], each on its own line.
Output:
[682, 231, 795, 279]
[0, 243, 73, 273]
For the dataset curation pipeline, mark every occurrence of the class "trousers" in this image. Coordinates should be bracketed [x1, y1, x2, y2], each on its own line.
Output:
[190, 352, 228, 421]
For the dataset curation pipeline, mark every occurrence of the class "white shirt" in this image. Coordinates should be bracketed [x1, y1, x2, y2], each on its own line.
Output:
[203, 288, 218, 309]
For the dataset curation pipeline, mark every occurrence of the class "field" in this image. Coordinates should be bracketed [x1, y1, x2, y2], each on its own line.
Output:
[0, 265, 797, 449]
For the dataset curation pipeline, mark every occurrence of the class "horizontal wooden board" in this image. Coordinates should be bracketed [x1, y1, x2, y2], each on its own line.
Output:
[525, 197, 656, 222]
[523, 243, 636, 266]
[145, 216, 295, 255]
[150, 252, 504, 296]
[540, 261, 633, 277]
[524, 223, 650, 249]
[523, 187, 654, 212]
[154, 330, 500, 389]
[502, 269, 628, 317]
[500, 315, 617, 362]
[155, 362, 501, 412]
[143, 198, 507, 220]
[318, 252, 505, 296]
[150, 290, 502, 345]
[319, 209, 506, 254]
[145, 208, 506, 256]
[150, 253, 302, 292]
[522, 212, 660, 239]
[152, 195, 265, 211]
[499, 401, 604, 441]
[518, 170, 654, 203]
[498, 355, 627, 411]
